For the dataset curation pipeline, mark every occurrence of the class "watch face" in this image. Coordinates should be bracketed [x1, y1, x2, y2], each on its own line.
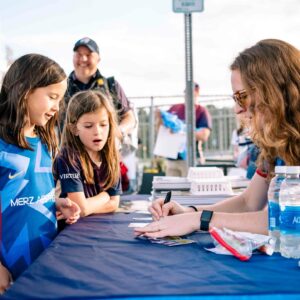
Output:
[200, 210, 213, 231]
[202, 210, 213, 222]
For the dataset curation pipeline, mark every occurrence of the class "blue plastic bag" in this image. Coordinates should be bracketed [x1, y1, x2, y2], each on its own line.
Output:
[161, 110, 185, 133]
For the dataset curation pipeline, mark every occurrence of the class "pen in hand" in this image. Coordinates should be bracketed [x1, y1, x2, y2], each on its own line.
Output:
[164, 191, 172, 204]
[158, 191, 172, 220]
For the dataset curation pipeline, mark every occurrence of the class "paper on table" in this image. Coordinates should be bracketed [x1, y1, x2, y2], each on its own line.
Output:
[116, 200, 150, 213]
[153, 125, 186, 159]
[128, 223, 150, 228]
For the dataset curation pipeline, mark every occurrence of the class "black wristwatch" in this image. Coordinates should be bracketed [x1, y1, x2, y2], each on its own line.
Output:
[200, 210, 214, 231]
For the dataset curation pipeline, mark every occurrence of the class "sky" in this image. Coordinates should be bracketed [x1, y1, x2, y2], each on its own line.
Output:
[1, 0, 300, 105]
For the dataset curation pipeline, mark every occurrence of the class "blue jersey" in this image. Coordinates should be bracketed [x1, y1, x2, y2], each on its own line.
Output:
[0, 137, 57, 279]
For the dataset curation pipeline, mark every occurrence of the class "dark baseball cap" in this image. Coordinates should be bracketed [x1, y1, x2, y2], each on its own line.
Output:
[194, 82, 200, 89]
[73, 37, 99, 54]
[184, 82, 200, 93]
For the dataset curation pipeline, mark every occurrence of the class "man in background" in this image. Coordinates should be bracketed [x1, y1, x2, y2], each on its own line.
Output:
[61, 37, 137, 191]
[165, 83, 212, 177]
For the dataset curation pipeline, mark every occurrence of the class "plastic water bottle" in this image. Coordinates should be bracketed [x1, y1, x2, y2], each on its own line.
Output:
[279, 166, 300, 258]
[268, 166, 286, 252]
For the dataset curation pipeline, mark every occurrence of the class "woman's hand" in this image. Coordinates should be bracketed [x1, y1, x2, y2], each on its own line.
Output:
[134, 212, 200, 238]
[56, 198, 81, 224]
[149, 198, 193, 221]
[0, 263, 13, 295]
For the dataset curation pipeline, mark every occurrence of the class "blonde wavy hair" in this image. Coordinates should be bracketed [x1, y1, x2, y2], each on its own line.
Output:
[60, 90, 120, 189]
[230, 39, 300, 175]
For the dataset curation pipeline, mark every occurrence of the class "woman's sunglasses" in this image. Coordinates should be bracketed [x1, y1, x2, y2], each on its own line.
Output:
[232, 89, 249, 108]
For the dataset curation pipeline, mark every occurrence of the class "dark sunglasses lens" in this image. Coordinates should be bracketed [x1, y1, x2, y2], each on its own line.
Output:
[233, 92, 247, 107]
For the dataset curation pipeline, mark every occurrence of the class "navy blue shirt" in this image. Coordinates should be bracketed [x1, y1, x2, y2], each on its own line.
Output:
[54, 150, 121, 198]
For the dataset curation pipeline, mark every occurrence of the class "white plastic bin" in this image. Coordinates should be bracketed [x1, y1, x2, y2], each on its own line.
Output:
[187, 167, 224, 180]
[190, 178, 233, 195]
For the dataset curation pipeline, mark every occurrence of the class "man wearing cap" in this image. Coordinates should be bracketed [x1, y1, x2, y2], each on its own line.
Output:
[59, 37, 137, 193]
[163, 83, 212, 177]
[61, 37, 136, 141]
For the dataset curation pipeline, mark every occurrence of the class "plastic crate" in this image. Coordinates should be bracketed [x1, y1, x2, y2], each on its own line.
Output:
[187, 167, 224, 180]
[190, 178, 233, 195]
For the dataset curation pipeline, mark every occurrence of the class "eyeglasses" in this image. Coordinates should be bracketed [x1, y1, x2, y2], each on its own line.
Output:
[232, 89, 249, 108]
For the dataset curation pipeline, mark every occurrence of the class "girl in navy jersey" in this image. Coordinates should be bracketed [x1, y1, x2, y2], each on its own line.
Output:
[54, 90, 121, 218]
[0, 54, 80, 293]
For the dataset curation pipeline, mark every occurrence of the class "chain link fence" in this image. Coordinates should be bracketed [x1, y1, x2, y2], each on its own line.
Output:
[130, 94, 237, 163]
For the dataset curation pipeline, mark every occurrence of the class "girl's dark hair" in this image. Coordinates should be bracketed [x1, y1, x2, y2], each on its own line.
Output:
[60, 90, 120, 189]
[0, 53, 66, 156]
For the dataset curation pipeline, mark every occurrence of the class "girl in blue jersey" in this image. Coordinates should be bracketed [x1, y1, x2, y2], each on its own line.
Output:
[0, 54, 81, 293]
[54, 90, 121, 219]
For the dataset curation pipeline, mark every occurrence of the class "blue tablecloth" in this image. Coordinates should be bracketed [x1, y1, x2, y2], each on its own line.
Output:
[3, 199, 300, 300]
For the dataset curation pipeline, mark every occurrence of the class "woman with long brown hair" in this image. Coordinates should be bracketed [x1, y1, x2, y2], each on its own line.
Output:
[134, 39, 300, 237]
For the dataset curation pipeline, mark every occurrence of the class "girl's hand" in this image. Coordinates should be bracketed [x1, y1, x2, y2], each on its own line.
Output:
[0, 263, 13, 295]
[149, 198, 191, 221]
[56, 198, 81, 224]
[134, 212, 200, 238]
[56, 211, 64, 220]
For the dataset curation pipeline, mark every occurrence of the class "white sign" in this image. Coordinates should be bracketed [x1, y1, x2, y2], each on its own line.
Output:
[173, 0, 204, 13]
[153, 125, 186, 159]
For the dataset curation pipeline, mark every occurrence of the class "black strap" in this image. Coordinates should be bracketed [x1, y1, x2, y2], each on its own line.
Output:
[200, 210, 214, 231]
[107, 76, 116, 95]
[188, 205, 198, 212]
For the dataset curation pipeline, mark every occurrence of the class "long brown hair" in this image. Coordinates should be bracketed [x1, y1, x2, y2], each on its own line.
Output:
[60, 90, 120, 189]
[0, 53, 66, 157]
[230, 39, 300, 175]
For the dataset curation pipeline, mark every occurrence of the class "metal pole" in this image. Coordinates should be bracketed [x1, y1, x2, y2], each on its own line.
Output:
[149, 96, 155, 166]
[184, 13, 196, 168]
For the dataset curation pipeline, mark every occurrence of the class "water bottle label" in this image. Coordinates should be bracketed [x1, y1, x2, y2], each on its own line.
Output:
[280, 206, 300, 234]
[268, 201, 280, 230]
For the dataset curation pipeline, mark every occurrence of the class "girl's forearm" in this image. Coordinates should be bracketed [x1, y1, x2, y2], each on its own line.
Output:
[81, 193, 119, 216]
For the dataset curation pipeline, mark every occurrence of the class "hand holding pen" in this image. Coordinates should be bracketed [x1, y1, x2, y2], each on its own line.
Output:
[164, 191, 172, 204]
[157, 191, 172, 220]
[149, 190, 186, 221]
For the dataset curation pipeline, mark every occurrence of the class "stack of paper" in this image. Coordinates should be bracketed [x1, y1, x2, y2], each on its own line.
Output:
[151, 172, 246, 205]
[152, 189, 236, 205]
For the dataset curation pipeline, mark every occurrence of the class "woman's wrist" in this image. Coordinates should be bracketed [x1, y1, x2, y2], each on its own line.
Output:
[192, 211, 201, 231]
[184, 206, 197, 213]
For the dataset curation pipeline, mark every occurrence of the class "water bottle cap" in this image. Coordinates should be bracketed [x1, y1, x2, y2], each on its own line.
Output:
[274, 166, 286, 174]
[285, 166, 300, 174]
